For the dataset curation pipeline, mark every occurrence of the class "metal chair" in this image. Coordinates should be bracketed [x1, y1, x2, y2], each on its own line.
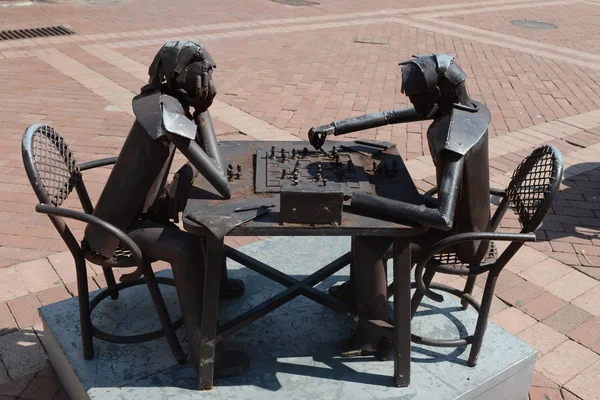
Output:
[410, 144, 563, 367]
[22, 123, 185, 362]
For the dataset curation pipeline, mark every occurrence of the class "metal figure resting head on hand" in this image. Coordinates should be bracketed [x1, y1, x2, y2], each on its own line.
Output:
[84, 40, 247, 375]
[310, 54, 492, 357]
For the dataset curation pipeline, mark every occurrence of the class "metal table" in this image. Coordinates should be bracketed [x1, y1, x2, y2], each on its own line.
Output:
[183, 141, 428, 390]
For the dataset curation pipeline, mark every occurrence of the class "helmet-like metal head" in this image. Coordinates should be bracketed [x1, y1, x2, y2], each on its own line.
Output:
[400, 54, 468, 117]
[143, 40, 217, 112]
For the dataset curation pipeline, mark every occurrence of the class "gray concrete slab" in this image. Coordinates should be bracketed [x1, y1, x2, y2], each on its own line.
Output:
[40, 236, 536, 400]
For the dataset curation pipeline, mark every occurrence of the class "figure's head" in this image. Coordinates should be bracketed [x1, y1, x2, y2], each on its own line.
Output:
[144, 40, 217, 111]
[400, 54, 469, 117]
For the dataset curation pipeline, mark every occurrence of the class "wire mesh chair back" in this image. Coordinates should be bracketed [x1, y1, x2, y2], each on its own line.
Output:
[22, 124, 81, 206]
[505, 145, 563, 233]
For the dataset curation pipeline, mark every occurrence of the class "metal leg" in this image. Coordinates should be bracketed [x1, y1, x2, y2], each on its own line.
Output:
[102, 267, 119, 300]
[461, 276, 477, 310]
[198, 236, 224, 391]
[393, 238, 411, 388]
[468, 270, 498, 367]
[410, 268, 436, 318]
[140, 259, 186, 363]
[76, 257, 94, 360]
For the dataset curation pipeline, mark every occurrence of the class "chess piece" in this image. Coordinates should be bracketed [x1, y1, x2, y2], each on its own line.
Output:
[302, 147, 309, 158]
[323, 179, 327, 186]
[293, 178, 299, 185]
[235, 165, 242, 180]
[269, 146, 275, 160]
[292, 148, 297, 159]
[281, 169, 287, 179]
[227, 164, 235, 181]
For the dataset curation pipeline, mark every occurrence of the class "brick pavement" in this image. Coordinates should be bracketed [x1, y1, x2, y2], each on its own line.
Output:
[1, 0, 600, 398]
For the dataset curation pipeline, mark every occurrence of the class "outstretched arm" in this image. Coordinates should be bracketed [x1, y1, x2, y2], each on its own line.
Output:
[309, 107, 429, 149]
[351, 151, 464, 230]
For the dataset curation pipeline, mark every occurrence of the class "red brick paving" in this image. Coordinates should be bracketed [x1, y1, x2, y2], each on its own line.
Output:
[0, 0, 599, 398]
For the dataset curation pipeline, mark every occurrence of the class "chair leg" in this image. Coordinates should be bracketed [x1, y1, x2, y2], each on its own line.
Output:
[102, 267, 119, 300]
[410, 268, 436, 319]
[140, 260, 186, 363]
[76, 259, 94, 360]
[468, 270, 499, 367]
[461, 276, 477, 310]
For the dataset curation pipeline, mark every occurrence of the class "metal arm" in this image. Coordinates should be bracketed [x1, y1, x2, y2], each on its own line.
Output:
[35, 203, 144, 264]
[308, 107, 429, 149]
[164, 132, 231, 199]
[351, 152, 465, 230]
[78, 157, 117, 171]
[414, 232, 536, 303]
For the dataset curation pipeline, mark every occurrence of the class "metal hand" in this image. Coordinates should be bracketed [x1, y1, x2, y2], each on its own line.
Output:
[308, 124, 335, 150]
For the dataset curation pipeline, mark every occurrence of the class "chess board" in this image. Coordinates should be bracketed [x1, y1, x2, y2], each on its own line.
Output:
[254, 146, 372, 194]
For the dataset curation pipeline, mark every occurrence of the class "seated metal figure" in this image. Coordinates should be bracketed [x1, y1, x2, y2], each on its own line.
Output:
[308, 54, 492, 355]
[84, 40, 247, 375]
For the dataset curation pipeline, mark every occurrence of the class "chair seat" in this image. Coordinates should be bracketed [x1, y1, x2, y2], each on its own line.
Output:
[81, 238, 138, 268]
[428, 241, 498, 275]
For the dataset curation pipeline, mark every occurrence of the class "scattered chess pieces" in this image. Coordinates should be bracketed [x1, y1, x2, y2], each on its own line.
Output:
[236, 165, 242, 180]
[227, 164, 235, 181]
[269, 146, 275, 159]
[281, 148, 287, 162]
[293, 160, 301, 173]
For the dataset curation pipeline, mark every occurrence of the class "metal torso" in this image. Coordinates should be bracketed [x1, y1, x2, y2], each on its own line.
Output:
[430, 101, 492, 263]
[84, 120, 176, 258]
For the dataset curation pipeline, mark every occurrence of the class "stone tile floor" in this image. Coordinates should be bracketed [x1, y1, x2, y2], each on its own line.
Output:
[1, 0, 600, 398]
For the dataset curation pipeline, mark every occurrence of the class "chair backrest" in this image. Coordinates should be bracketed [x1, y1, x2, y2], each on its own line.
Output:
[22, 124, 81, 207]
[504, 144, 563, 233]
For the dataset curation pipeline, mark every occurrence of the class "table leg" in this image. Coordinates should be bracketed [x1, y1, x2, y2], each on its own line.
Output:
[393, 238, 411, 388]
[197, 236, 224, 391]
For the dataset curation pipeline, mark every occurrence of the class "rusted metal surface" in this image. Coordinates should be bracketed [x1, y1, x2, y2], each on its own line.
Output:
[280, 181, 344, 225]
[184, 141, 427, 237]
[254, 146, 371, 194]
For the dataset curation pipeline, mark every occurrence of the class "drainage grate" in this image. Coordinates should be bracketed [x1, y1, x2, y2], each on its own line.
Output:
[0, 25, 75, 41]
[272, 0, 319, 6]
[354, 36, 390, 45]
[510, 20, 558, 30]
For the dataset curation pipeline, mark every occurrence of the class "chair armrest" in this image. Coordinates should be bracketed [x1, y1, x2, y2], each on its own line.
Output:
[35, 203, 142, 263]
[425, 186, 506, 198]
[490, 188, 506, 197]
[424, 187, 438, 197]
[78, 156, 118, 171]
[414, 231, 536, 303]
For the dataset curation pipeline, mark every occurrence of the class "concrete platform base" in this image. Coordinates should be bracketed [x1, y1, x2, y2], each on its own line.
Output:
[39, 236, 536, 400]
